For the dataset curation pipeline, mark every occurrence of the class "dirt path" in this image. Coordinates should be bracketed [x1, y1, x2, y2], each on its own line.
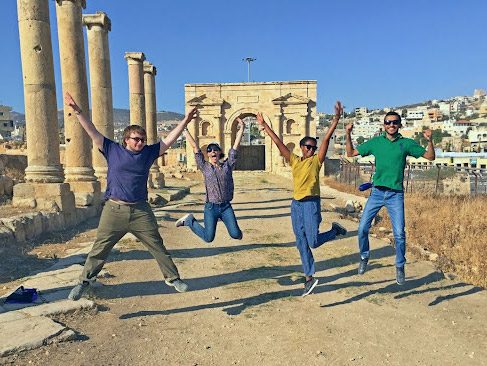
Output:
[2, 171, 486, 366]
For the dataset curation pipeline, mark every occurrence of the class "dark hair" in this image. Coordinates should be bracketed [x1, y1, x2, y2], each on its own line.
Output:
[299, 136, 317, 146]
[384, 111, 402, 124]
[207, 144, 225, 159]
[122, 125, 147, 146]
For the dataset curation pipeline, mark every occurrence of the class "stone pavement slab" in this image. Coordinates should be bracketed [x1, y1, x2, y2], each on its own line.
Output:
[0, 316, 76, 357]
[20, 298, 95, 317]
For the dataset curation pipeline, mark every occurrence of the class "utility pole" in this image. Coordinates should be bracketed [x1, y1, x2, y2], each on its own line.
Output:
[242, 57, 256, 82]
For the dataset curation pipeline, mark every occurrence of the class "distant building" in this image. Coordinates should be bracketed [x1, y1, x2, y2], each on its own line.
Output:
[354, 107, 368, 119]
[407, 110, 425, 120]
[468, 129, 487, 152]
[315, 112, 328, 127]
[427, 109, 442, 121]
[0, 105, 14, 138]
[474, 89, 486, 97]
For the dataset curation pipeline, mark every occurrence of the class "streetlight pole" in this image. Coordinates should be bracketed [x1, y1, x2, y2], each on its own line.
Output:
[242, 57, 256, 82]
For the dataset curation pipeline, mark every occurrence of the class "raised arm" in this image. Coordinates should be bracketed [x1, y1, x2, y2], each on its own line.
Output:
[232, 118, 246, 150]
[422, 129, 435, 161]
[318, 101, 343, 163]
[256, 112, 290, 162]
[184, 127, 200, 153]
[65, 92, 104, 151]
[160, 107, 198, 155]
[345, 123, 360, 157]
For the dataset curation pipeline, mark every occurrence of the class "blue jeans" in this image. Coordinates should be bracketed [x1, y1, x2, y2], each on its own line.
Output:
[291, 197, 336, 277]
[358, 187, 406, 267]
[187, 201, 242, 243]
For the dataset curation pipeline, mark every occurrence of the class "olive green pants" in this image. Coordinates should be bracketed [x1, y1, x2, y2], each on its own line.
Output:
[80, 200, 180, 282]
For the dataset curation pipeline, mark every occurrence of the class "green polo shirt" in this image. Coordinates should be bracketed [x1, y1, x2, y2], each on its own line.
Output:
[356, 133, 426, 190]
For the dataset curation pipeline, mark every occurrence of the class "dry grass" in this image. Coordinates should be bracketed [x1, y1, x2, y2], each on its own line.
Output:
[323, 177, 370, 198]
[369, 194, 487, 288]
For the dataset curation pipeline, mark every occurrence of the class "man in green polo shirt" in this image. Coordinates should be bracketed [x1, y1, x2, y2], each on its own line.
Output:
[345, 111, 435, 284]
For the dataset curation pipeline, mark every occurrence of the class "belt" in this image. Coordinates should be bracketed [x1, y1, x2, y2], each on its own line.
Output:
[374, 186, 397, 192]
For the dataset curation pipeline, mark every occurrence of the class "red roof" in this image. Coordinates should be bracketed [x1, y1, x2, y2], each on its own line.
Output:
[455, 120, 472, 124]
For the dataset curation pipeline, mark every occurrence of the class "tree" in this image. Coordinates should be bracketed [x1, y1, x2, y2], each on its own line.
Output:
[356, 136, 365, 145]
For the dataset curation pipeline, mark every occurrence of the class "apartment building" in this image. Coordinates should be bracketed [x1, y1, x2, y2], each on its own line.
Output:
[0, 105, 14, 138]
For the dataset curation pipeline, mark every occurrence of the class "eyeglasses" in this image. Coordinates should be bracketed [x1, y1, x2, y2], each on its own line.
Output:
[384, 120, 401, 126]
[207, 146, 221, 152]
[129, 137, 146, 143]
[303, 144, 317, 151]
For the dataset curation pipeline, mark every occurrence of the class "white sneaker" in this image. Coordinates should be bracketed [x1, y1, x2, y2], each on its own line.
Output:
[175, 214, 193, 228]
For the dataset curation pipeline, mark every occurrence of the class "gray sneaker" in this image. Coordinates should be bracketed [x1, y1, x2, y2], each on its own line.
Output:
[332, 222, 347, 236]
[358, 257, 369, 275]
[396, 266, 406, 285]
[302, 277, 319, 297]
[165, 278, 188, 293]
[68, 281, 89, 301]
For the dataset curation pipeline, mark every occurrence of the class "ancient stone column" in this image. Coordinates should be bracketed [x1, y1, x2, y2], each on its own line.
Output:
[143, 61, 164, 188]
[300, 114, 308, 137]
[125, 52, 146, 128]
[17, 0, 64, 183]
[83, 11, 113, 190]
[14, 0, 76, 215]
[55, 0, 101, 206]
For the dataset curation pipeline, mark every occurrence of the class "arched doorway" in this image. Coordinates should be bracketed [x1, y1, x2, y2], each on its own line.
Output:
[231, 113, 265, 170]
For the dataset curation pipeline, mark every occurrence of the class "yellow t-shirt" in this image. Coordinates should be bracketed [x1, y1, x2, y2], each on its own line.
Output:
[289, 153, 322, 200]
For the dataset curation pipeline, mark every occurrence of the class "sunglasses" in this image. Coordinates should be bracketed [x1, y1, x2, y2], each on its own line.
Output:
[303, 144, 317, 151]
[207, 146, 221, 152]
[128, 136, 146, 143]
[384, 120, 401, 126]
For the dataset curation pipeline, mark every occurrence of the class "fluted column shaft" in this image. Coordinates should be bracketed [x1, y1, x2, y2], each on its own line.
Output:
[17, 0, 64, 183]
[125, 52, 146, 128]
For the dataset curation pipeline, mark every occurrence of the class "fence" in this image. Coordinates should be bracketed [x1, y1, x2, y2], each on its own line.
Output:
[337, 159, 487, 195]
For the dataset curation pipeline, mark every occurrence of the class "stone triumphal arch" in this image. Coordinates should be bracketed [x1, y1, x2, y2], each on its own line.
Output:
[184, 81, 317, 172]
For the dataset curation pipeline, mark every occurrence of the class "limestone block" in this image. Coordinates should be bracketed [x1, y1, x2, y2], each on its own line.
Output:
[41, 211, 65, 231]
[345, 200, 356, 213]
[33, 183, 72, 198]
[12, 197, 37, 208]
[1, 218, 26, 242]
[23, 213, 44, 237]
[75, 192, 94, 206]
[75, 207, 86, 222]
[13, 183, 35, 198]
[148, 193, 168, 206]
[54, 191, 76, 214]
[0, 226, 15, 246]
[36, 198, 60, 211]
[63, 211, 77, 227]
[3, 176, 14, 196]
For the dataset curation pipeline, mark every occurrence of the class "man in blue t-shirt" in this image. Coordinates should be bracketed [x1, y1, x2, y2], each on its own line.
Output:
[64, 92, 197, 300]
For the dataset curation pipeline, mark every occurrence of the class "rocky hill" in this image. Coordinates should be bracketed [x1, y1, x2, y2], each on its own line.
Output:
[10, 108, 185, 127]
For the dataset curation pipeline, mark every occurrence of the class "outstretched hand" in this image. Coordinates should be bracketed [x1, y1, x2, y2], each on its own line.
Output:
[185, 107, 198, 123]
[345, 123, 354, 133]
[334, 101, 343, 119]
[423, 128, 432, 141]
[64, 92, 80, 112]
[236, 117, 245, 130]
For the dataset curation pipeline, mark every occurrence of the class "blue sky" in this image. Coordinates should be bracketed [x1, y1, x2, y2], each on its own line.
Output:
[1, 0, 486, 114]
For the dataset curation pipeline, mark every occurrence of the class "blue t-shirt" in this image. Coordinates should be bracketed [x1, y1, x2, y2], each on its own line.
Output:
[102, 138, 160, 202]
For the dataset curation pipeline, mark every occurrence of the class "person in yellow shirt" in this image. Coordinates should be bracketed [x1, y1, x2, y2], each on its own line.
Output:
[256, 101, 347, 296]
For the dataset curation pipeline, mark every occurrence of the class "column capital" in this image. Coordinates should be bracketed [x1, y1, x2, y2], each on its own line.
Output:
[83, 11, 111, 31]
[143, 61, 157, 76]
[54, 0, 86, 9]
[125, 52, 146, 65]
